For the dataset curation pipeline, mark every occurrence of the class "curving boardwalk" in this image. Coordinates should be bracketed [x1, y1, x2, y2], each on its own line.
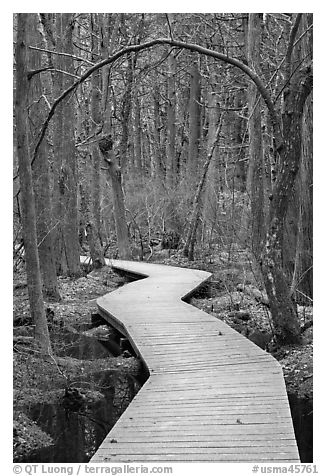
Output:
[86, 258, 300, 463]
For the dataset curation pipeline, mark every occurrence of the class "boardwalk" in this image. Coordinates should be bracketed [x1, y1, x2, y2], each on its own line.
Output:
[87, 258, 299, 463]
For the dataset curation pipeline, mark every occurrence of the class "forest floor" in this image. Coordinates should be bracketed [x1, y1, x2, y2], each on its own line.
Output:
[154, 248, 313, 399]
[13, 249, 312, 461]
[13, 265, 141, 462]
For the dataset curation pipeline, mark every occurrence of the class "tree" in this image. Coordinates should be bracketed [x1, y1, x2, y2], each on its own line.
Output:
[284, 14, 313, 304]
[151, 83, 165, 184]
[183, 111, 224, 260]
[246, 14, 265, 259]
[187, 58, 201, 180]
[29, 18, 312, 343]
[119, 17, 133, 173]
[28, 13, 61, 301]
[86, 13, 106, 268]
[259, 14, 312, 343]
[98, 136, 132, 260]
[52, 13, 80, 276]
[15, 13, 53, 355]
[133, 92, 143, 176]
[166, 50, 177, 188]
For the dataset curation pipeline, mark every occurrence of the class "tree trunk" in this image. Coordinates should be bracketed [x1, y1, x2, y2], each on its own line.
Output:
[28, 14, 61, 301]
[285, 96, 313, 304]
[98, 137, 132, 260]
[183, 113, 223, 260]
[260, 65, 312, 344]
[15, 13, 53, 355]
[187, 59, 201, 180]
[166, 51, 177, 188]
[232, 91, 247, 193]
[297, 95, 313, 300]
[88, 13, 106, 268]
[202, 90, 219, 246]
[133, 93, 143, 176]
[152, 84, 165, 184]
[52, 13, 80, 277]
[119, 51, 133, 172]
[247, 14, 265, 259]
[285, 15, 313, 303]
[81, 159, 105, 267]
[100, 13, 120, 135]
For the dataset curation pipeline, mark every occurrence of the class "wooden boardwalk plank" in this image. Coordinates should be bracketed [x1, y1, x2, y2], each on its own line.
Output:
[86, 258, 299, 463]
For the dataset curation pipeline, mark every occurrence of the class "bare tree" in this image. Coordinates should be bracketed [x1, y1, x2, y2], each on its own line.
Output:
[183, 112, 224, 260]
[52, 13, 80, 276]
[28, 14, 61, 300]
[247, 14, 265, 259]
[15, 13, 53, 356]
[166, 51, 177, 188]
[187, 58, 201, 180]
[30, 24, 312, 343]
[99, 136, 132, 259]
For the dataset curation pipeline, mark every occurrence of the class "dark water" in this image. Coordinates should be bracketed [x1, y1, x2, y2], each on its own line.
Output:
[21, 328, 139, 463]
[25, 371, 116, 462]
[288, 392, 313, 462]
[19, 323, 313, 463]
[54, 332, 116, 359]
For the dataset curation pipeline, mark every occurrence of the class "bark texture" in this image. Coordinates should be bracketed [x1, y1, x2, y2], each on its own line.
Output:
[88, 14, 105, 268]
[28, 14, 61, 300]
[99, 136, 132, 260]
[260, 53, 312, 343]
[247, 14, 265, 259]
[15, 13, 53, 355]
[183, 113, 223, 260]
[187, 59, 201, 180]
[52, 13, 80, 277]
[166, 52, 177, 188]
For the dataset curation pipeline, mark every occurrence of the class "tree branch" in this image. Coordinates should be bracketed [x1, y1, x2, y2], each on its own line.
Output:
[29, 45, 95, 66]
[27, 67, 51, 79]
[27, 66, 80, 80]
[294, 22, 313, 48]
[165, 14, 174, 40]
[285, 13, 302, 81]
[31, 37, 281, 167]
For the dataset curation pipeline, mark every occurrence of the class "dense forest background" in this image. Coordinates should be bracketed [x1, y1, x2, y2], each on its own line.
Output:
[13, 13, 313, 356]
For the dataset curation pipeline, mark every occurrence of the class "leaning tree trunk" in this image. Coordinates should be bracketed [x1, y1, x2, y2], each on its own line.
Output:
[183, 113, 223, 260]
[15, 13, 53, 356]
[260, 65, 312, 344]
[98, 136, 132, 260]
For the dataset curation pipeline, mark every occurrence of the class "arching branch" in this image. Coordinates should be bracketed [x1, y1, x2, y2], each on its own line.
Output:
[32, 37, 281, 167]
